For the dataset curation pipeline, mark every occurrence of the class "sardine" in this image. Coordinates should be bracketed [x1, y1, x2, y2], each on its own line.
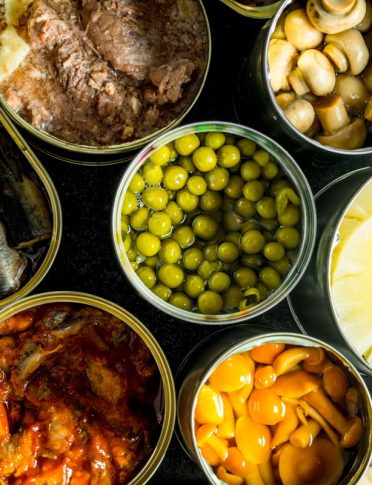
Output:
[0, 151, 52, 249]
[0, 221, 27, 297]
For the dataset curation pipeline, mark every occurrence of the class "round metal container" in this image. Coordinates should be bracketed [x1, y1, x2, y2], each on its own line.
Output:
[218, 0, 282, 19]
[0, 113, 62, 308]
[0, 291, 176, 484]
[236, 0, 372, 166]
[288, 167, 372, 377]
[0, 0, 211, 166]
[112, 121, 317, 324]
[176, 325, 372, 485]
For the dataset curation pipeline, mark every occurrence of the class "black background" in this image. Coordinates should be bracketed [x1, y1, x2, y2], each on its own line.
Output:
[14, 0, 372, 482]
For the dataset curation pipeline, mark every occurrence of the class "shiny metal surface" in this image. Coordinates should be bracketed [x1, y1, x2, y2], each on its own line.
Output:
[218, 0, 282, 19]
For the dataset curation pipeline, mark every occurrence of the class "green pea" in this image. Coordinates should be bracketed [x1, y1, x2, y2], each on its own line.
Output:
[203, 244, 219, 261]
[159, 239, 182, 264]
[187, 175, 207, 195]
[129, 172, 145, 193]
[237, 138, 256, 156]
[176, 189, 199, 212]
[278, 205, 301, 226]
[270, 256, 291, 276]
[256, 196, 277, 219]
[240, 160, 261, 181]
[169, 292, 193, 311]
[259, 266, 281, 290]
[143, 163, 163, 185]
[193, 215, 219, 241]
[130, 206, 149, 231]
[235, 198, 257, 218]
[145, 256, 159, 268]
[165, 201, 184, 225]
[208, 272, 231, 292]
[136, 232, 161, 257]
[123, 233, 132, 252]
[261, 161, 279, 180]
[175, 134, 200, 156]
[239, 287, 261, 310]
[179, 156, 196, 173]
[224, 231, 241, 247]
[192, 146, 218, 172]
[241, 229, 266, 254]
[163, 165, 188, 190]
[224, 175, 244, 199]
[148, 211, 172, 237]
[182, 247, 204, 271]
[241, 254, 264, 269]
[198, 290, 223, 314]
[217, 242, 239, 263]
[224, 134, 236, 145]
[253, 149, 270, 166]
[136, 266, 157, 289]
[172, 225, 195, 249]
[269, 178, 292, 197]
[223, 285, 243, 309]
[205, 132, 226, 150]
[197, 260, 222, 280]
[205, 167, 229, 191]
[217, 145, 241, 168]
[275, 227, 301, 249]
[184, 274, 205, 298]
[152, 284, 172, 301]
[257, 282, 269, 300]
[120, 215, 129, 233]
[234, 266, 257, 289]
[122, 191, 137, 215]
[200, 191, 223, 212]
[243, 180, 265, 202]
[158, 263, 184, 288]
[126, 247, 137, 261]
[150, 145, 170, 166]
[263, 242, 285, 262]
[142, 187, 169, 211]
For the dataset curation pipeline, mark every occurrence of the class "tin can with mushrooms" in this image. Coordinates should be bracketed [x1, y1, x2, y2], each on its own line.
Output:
[0, 291, 176, 484]
[289, 167, 372, 377]
[0, 0, 211, 166]
[237, 0, 372, 165]
[0, 110, 62, 307]
[176, 324, 372, 485]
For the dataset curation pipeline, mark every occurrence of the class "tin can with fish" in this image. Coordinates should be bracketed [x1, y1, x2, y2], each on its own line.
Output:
[0, 290, 176, 484]
[0, 111, 62, 307]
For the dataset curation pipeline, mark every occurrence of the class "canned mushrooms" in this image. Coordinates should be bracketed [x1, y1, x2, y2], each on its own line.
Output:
[268, 0, 372, 149]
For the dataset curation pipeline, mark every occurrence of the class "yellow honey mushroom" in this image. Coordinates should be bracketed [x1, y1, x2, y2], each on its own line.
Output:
[228, 381, 253, 418]
[195, 384, 224, 425]
[217, 393, 235, 440]
[271, 403, 299, 449]
[322, 364, 349, 402]
[302, 357, 331, 374]
[270, 370, 320, 398]
[257, 460, 275, 485]
[200, 443, 220, 467]
[278, 438, 344, 485]
[244, 465, 267, 485]
[289, 418, 322, 448]
[216, 465, 244, 485]
[272, 346, 326, 376]
[254, 365, 276, 389]
[209, 353, 254, 393]
[302, 388, 363, 448]
[271, 444, 284, 468]
[251, 343, 286, 365]
[196, 424, 229, 462]
[298, 400, 341, 447]
[224, 447, 255, 477]
[345, 387, 359, 416]
[235, 415, 272, 465]
[295, 404, 309, 426]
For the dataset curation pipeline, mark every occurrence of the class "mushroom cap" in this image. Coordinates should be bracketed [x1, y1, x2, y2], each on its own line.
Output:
[268, 39, 298, 92]
[335, 74, 369, 113]
[283, 99, 316, 133]
[325, 29, 369, 75]
[307, 0, 367, 34]
[317, 118, 367, 148]
[297, 49, 336, 96]
[284, 8, 324, 50]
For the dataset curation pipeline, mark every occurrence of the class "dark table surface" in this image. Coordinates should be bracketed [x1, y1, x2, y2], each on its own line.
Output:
[12, 0, 372, 482]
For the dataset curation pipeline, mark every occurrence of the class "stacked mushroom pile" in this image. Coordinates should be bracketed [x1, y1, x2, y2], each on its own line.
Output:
[268, 0, 372, 149]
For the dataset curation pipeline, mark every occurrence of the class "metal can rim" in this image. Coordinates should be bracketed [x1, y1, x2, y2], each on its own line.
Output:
[0, 290, 176, 485]
[219, 0, 283, 19]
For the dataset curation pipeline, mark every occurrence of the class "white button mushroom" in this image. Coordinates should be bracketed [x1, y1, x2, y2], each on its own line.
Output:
[335, 74, 370, 113]
[289, 67, 311, 95]
[364, 95, 372, 119]
[315, 94, 351, 133]
[284, 8, 324, 50]
[276, 91, 297, 108]
[357, 0, 372, 31]
[297, 49, 336, 95]
[307, 0, 367, 34]
[268, 39, 299, 92]
[317, 118, 367, 148]
[324, 29, 369, 75]
[283, 98, 316, 132]
[362, 63, 372, 90]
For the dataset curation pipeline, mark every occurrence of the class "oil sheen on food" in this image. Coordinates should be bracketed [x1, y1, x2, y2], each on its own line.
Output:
[0, 0, 209, 146]
[0, 303, 163, 483]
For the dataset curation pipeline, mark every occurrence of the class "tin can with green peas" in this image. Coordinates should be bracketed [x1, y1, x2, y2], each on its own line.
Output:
[112, 122, 316, 324]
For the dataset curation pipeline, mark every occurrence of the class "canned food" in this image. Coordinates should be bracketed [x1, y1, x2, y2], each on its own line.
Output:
[177, 325, 372, 485]
[0, 0, 211, 165]
[0, 111, 62, 307]
[0, 291, 176, 484]
[288, 167, 372, 377]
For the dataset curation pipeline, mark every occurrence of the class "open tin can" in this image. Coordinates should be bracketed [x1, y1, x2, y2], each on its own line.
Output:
[0, 110, 62, 307]
[288, 167, 372, 377]
[176, 325, 372, 485]
[0, 291, 176, 484]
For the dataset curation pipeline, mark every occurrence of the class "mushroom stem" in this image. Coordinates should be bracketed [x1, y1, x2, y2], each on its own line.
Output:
[315, 94, 350, 134]
[272, 346, 325, 376]
[289, 68, 311, 95]
[302, 388, 363, 447]
[196, 424, 229, 461]
[298, 400, 340, 447]
[216, 465, 244, 485]
[271, 403, 299, 448]
[217, 393, 236, 439]
[289, 418, 322, 447]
